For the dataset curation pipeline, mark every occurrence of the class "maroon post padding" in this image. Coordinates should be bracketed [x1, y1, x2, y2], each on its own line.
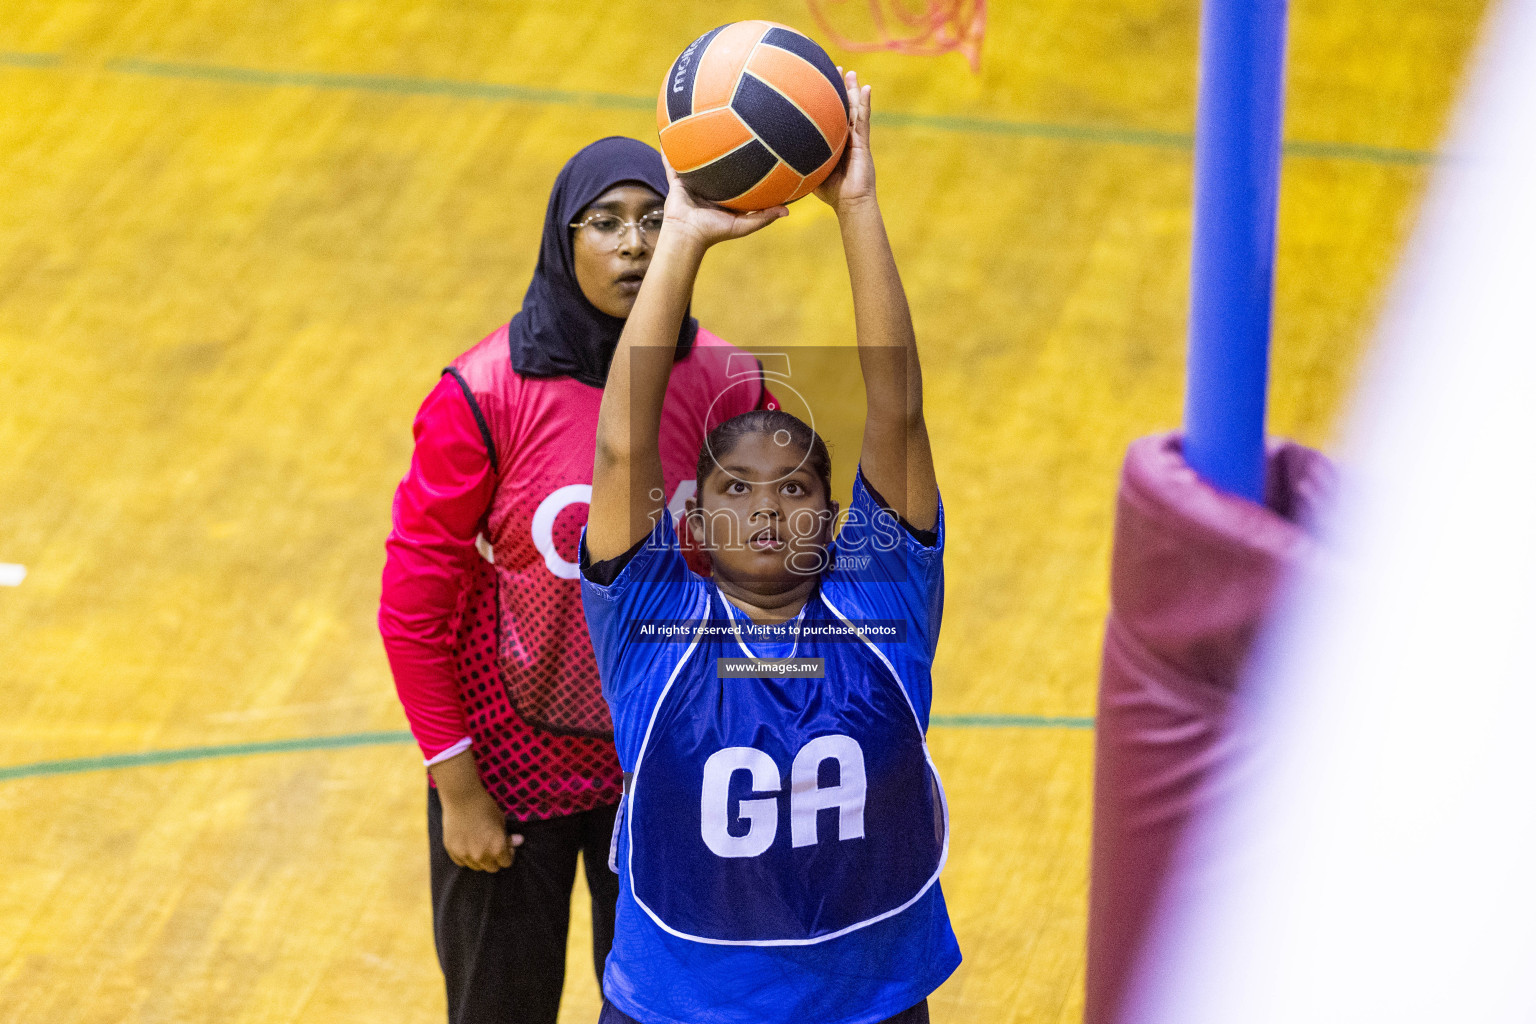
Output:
[1084, 432, 1335, 1024]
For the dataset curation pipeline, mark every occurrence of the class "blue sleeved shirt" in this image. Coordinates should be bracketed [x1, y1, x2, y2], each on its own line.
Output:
[581, 469, 960, 1024]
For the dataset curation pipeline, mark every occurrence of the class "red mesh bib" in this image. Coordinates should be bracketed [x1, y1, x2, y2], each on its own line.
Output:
[453, 560, 622, 819]
[494, 564, 614, 737]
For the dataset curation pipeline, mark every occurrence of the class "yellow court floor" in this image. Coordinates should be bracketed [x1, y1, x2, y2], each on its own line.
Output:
[0, 1, 1488, 1021]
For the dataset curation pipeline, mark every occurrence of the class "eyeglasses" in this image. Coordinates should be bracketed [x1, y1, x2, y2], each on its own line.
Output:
[569, 210, 666, 250]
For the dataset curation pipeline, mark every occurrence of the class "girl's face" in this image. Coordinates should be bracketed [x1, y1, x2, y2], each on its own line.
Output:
[571, 184, 665, 318]
[686, 431, 838, 587]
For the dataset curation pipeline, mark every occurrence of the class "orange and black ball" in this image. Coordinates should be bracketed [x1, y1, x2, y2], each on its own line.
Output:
[658, 22, 851, 211]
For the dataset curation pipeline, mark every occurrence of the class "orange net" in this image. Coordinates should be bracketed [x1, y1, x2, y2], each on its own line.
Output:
[806, 0, 986, 71]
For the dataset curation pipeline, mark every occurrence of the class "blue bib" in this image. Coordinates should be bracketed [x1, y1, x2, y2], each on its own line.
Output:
[623, 587, 949, 946]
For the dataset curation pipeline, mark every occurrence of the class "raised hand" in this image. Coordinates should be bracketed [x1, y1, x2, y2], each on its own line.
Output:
[660, 156, 787, 251]
[814, 69, 875, 215]
[588, 152, 785, 561]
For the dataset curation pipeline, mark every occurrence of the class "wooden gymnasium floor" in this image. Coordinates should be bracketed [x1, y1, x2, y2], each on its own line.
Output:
[0, 1, 1489, 1021]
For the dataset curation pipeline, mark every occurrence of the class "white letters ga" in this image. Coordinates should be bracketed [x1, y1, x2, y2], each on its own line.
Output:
[699, 735, 867, 858]
[529, 480, 697, 580]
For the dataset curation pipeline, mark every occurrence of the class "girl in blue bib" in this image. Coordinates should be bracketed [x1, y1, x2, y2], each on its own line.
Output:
[580, 71, 959, 1024]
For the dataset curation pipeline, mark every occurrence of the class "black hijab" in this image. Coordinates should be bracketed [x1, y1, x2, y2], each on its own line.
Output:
[508, 136, 698, 387]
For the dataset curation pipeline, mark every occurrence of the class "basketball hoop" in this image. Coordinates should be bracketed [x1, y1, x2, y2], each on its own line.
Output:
[806, 0, 986, 72]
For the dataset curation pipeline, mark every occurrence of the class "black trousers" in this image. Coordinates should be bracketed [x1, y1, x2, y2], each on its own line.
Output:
[598, 998, 930, 1024]
[428, 788, 620, 1024]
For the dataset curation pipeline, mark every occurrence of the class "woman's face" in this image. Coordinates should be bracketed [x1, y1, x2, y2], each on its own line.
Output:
[570, 184, 665, 318]
[686, 431, 838, 586]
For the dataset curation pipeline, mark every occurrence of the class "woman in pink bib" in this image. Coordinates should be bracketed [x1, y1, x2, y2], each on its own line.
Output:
[379, 137, 771, 1024]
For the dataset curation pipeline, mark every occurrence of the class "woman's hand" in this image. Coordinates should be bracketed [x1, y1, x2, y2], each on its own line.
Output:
[431, 749, 524, 872]
[814, 70, 875, 215]
[660, 157, 787, 251]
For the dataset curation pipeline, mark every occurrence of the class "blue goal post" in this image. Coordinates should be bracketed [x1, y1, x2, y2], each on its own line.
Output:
[1183, 0, 1289, 503]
